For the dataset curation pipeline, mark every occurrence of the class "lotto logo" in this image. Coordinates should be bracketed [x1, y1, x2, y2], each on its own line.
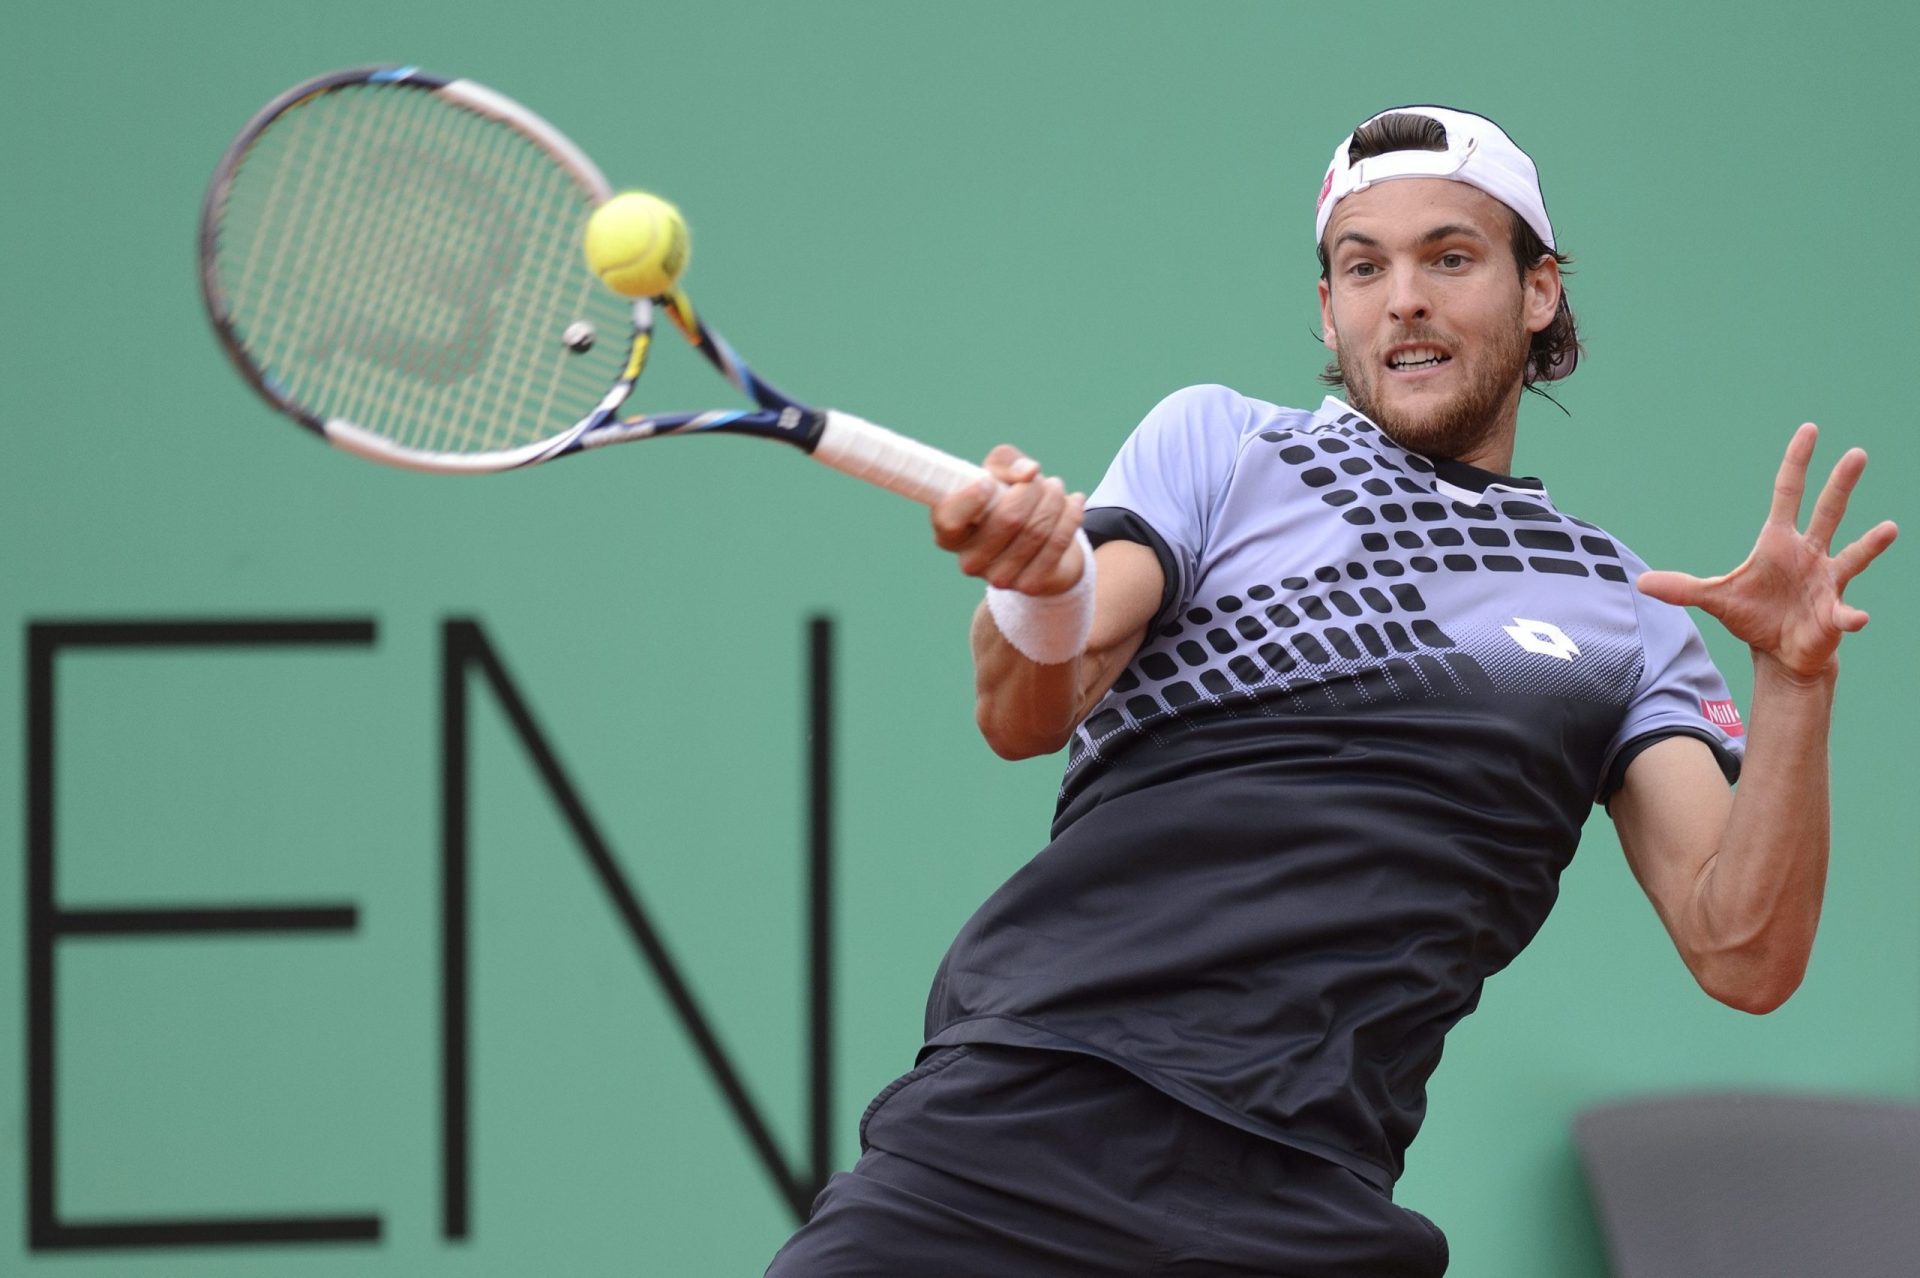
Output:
[1701, 697, 1745, 737]
[1503, 618, 1580, 662]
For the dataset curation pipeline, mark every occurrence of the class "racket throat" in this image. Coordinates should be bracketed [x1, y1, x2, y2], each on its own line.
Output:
[788, 407, 832, 452]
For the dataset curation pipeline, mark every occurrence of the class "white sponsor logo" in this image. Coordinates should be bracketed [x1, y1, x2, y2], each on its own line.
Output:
[1504, 618, 1580, 661]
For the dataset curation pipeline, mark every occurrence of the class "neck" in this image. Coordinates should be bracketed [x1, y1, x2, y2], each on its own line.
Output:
[1344, 379, 1525, 474]
[1455, 406, 1520, 474]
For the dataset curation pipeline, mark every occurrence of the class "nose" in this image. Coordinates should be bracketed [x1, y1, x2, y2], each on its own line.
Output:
[1386, 270, 1431, 324]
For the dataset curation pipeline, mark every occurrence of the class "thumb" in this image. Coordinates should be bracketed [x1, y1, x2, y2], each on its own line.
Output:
[1636, 569, 1710, 607]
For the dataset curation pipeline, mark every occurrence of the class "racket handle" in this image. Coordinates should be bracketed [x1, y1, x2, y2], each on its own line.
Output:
[813, 410, 992, 507]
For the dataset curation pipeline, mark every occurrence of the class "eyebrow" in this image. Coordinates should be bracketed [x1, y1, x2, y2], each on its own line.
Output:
[1417, 222, 1492, 246]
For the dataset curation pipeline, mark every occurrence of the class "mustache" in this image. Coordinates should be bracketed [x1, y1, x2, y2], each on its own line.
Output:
[1382, 330, 1456, 352]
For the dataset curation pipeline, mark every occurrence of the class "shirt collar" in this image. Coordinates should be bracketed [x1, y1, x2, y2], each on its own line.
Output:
[1314, 396, 1548, 503]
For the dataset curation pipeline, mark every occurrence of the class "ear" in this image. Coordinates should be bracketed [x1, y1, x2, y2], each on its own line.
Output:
[1318, 278, 1338, 352]
[1523, 256, 1562, 335]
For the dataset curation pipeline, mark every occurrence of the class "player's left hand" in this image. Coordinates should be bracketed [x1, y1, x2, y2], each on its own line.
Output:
[1636, 423, 1899, 682]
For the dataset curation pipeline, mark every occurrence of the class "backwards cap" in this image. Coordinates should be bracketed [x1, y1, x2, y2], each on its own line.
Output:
[1314, 105, 1554, 251]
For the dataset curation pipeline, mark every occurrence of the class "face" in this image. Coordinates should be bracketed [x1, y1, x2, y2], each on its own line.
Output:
[1318, 178, 1559, 467]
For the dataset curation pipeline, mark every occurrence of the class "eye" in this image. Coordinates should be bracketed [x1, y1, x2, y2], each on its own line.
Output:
[1348, 261, 1379, 278]
[1437, 252, 1469, 269]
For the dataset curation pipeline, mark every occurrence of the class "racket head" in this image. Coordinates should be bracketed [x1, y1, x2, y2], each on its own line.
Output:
[200, 66, 639, 472]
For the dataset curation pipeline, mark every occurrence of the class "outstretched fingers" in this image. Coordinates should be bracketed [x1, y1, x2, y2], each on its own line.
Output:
[1804, 446, 1869, 552]
[1636, 568, 1715, 608]
[1767, 422, 1819, 526]
[1830, 518, 1901, 587]
[1833, 601, 1872, 633]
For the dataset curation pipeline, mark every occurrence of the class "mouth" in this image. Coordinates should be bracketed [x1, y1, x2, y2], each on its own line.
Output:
[1384, 344, 1453, 375]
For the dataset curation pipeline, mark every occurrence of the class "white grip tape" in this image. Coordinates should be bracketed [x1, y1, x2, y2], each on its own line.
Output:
[984, 530, 1096, 665]
[813, 410, 989, 507]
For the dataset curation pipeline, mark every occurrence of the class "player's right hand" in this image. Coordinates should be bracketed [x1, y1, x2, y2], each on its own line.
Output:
[932, 445, 1087, 597]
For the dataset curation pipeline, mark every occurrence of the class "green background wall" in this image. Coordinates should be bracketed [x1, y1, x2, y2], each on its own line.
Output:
[4, 2, 1914, 1273]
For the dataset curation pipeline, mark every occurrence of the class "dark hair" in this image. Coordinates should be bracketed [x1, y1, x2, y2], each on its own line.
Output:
[1315, 112, 1581, 391]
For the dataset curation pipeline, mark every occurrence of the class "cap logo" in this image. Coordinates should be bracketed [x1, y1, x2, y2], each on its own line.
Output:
[1316, 166, 1334, 213]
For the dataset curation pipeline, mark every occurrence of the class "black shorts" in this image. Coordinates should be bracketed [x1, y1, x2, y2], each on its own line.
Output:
[765, 1044, 1448, 1277]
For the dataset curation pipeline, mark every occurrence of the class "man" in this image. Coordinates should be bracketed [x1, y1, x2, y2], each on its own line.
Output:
[767, 106, 1897, 1276]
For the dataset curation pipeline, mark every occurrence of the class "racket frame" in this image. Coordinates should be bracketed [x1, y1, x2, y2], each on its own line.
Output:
[201, 66, 990, 505]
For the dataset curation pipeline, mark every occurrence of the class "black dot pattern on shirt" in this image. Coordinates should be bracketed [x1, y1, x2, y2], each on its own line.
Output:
[1070, 418, 1642, 767]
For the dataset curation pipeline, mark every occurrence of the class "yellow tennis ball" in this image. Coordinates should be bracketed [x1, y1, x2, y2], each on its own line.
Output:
[583, 192, 690, 298]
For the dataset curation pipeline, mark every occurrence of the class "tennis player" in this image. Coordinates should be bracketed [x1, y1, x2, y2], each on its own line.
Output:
[766, 105, 1897, 1276]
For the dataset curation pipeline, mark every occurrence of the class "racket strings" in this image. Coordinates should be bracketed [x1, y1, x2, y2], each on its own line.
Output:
[460, 113, 592, 453]
[260, 95, 440, 420]
[215, 81, 628, 454]
[310, 98, 448, 437]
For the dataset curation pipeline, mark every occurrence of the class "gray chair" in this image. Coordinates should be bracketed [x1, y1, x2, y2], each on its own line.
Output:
[1574, 1091, 1920, 1278]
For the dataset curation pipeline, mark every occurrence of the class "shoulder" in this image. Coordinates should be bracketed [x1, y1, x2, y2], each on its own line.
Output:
[1135, 384, 1316, 449]
[1556, 515, 1716, 668]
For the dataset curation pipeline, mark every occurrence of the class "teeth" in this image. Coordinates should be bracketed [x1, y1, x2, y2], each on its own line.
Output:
[1390, 347, 1448, 369]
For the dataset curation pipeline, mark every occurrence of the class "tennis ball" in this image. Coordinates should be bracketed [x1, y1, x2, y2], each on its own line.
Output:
[583, 192, 690, 298]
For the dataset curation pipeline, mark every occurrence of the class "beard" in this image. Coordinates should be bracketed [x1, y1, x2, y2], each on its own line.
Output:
[1340, 317, 1530, 463]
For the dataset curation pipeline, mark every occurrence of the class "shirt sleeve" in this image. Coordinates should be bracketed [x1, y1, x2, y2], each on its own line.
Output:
[1084, 385, 1252, 626]
[1598, 545, 1747, 801]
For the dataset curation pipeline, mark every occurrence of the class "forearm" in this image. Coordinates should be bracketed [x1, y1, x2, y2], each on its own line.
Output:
[1687, 654, 1837, 1010]
[969, 538, 1163, 759]
[970, 602, 1095, 758]
[1623, 423, 1894, 1012]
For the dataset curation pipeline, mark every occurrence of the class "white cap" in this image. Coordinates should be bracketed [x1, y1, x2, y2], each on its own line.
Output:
[1314, 106, 1554, 251]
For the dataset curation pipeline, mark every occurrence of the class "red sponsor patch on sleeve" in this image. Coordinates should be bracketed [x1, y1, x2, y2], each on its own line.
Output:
[1701, 697, 1744, 737]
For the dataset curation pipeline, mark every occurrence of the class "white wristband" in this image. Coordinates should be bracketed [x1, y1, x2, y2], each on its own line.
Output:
[984, 530, 1097, 665]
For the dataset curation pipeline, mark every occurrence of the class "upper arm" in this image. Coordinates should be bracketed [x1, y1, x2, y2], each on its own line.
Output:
[975, 383, 1244, 757]
[1076, 537, 1166, 711]
[1608, 735, 1734, 949]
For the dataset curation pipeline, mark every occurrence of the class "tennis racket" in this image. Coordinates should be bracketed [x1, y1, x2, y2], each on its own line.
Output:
[198, 65, 988, 505]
